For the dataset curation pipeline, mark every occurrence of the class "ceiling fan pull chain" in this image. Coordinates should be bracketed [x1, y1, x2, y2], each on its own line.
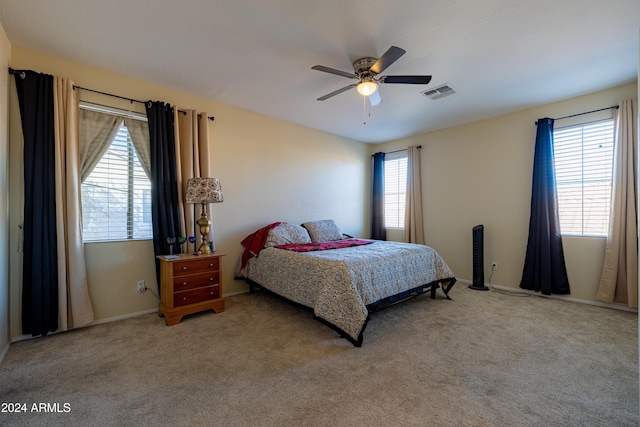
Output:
[363, 95, 367, 125]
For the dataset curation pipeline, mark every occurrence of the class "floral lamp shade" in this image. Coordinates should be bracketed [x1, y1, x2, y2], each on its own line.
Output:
[185, 177, 223, 204]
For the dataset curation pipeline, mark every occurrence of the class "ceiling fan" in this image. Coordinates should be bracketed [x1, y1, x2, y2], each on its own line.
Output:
[311, 46, 432, 106]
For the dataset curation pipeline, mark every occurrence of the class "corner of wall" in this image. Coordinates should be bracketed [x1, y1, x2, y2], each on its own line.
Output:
[0, 20, 12, 363]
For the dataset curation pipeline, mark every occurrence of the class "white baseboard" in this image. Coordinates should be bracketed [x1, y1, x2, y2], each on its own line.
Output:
[9, 291, 256, 345]
[0, 341, 9, 366]
[88, 308, 158, 326]
[458, 278, 638, 313]
[11, 331, 60, 343]
[11, 308, 159, 343]
[223, 290, 250, 297]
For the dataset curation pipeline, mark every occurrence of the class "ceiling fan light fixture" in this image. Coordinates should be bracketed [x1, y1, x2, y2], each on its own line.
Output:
[356, 80, 378, 96]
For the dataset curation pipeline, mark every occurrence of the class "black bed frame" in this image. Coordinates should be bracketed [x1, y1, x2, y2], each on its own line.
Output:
[245, 277, 457, 347]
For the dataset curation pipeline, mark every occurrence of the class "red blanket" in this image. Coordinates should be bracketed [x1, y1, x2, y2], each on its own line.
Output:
[275, 238, 373, 252]
[240, 222, 282, 271]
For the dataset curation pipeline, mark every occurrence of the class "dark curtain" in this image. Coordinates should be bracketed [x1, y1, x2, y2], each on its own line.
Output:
[371, 152, 386, 240]
[14, 71, 59, 336]
[146, 101, 182, 291]
[520, 118, 570, 295]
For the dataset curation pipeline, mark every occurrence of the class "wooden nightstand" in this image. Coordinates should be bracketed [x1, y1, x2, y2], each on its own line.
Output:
[157, 253, 225, 326]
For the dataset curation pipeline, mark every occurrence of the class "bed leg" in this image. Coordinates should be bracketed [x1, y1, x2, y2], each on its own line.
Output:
[245, 279, 257, 294]
[430, 283, 439, 299]
[442, 278, 456, 299]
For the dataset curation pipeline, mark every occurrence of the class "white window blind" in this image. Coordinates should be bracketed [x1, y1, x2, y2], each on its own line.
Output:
[81, 121, 152, 242]
[384, 155, 407, 229]
[553, 119, 614, 236]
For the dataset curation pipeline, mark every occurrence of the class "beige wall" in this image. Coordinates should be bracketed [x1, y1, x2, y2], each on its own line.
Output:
[8, 46, 368, 339]
[6, 44, 636, 339]
[0, 22, 11, 356]
[372, 82, 638, 304]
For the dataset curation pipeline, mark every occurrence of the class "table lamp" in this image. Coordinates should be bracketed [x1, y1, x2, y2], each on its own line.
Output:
[185, 177, 223, 254]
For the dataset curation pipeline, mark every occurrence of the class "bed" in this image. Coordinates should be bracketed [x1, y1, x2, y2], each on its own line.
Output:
[237, 220, 456, 346]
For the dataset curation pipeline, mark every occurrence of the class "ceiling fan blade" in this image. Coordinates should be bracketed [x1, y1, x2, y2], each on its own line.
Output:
[370, 46, 406, 75]
[311, 65, 357, 79]
[368, 89, 382, 106]
[381, 75, 432, 85]
[317, 84, 357, 101]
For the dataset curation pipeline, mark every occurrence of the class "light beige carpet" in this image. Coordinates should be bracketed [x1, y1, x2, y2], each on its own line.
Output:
[0, 285, 637, 426]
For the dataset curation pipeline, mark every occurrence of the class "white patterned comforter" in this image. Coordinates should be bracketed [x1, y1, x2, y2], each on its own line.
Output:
[243, 240, 455, 343]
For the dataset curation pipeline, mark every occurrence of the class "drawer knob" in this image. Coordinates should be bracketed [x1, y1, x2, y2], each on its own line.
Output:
[182, 297, 187, 301]
[209, 263, 214, 267]
[210, 292, 214, 295]
[209, 277, 214, 281]
[182, 266, 188, 271]
[181, 282, 187, 286]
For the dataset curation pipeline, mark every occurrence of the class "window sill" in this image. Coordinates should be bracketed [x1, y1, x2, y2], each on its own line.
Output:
[83, 238, 153, 244]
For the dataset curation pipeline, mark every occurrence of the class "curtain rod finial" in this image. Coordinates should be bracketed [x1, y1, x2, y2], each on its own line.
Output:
[8, 67, 26, 79]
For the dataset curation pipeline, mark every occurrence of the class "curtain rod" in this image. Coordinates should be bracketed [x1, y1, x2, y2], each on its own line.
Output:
[74, 85, 215, 121]
[535, 105, 618, 125]
[371, 145, 422, 157]
[74, 84, 147, 105]
[8, 67, 26, 79]
[380, 145, 422, 155]
[9, 67, 214, 121]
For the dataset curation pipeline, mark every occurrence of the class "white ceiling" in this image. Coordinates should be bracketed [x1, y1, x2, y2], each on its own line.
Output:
[0, 1, 638, 143]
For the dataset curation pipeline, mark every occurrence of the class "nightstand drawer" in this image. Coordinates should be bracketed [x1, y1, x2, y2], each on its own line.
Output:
[174, 284, 220, 307]
[173, 271, 220, 292]
[173, 258, 220, 276]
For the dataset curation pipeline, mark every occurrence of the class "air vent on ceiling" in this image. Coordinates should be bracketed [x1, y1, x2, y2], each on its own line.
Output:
[422, 83, 456, 100]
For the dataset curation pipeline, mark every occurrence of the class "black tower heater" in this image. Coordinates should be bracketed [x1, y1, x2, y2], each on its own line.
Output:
[469, 224, 489, 291]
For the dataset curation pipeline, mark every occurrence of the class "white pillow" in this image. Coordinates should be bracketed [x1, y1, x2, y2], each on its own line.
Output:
[264, 222, 312, 247]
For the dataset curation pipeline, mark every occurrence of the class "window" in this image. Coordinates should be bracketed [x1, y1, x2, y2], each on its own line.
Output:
[81, 118, 152, 242]
[384, 154, 407, 229]
[554, 119, 614, 236]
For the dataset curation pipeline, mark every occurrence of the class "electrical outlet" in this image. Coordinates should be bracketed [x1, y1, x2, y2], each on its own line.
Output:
[491, 262, 498, 271]
[137, 280, 145, 293]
